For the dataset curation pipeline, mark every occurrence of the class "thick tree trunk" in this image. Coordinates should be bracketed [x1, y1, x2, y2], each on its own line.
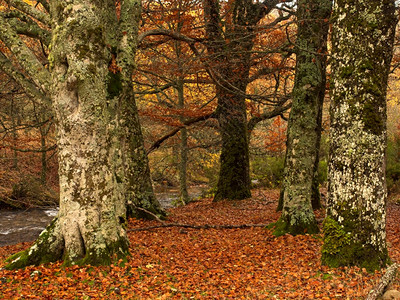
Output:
[123, 85, 165, 219]
[5, 0, 151, 269]
[321, 0, 397, 272]
[214, 83, 251, 201]
[203, 0, 263, 201]
[273, 0, 330, 235]
[116, 0, 164, 220]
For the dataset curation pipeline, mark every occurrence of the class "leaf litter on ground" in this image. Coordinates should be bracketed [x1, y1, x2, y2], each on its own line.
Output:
[0, 188, 400, 299]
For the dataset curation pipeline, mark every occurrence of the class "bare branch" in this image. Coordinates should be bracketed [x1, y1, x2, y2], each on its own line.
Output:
[6, 0, 51, 26]
[128, 222, 270, 232]
[138, 28, 200, 45]
[147, 112, 216, 154]
[0, 15, 51, 93]
[9, 144, 57, 153]
[0, 52, 51, 108]
[248, 102, 291, 134]
[366, 263, 399, 300]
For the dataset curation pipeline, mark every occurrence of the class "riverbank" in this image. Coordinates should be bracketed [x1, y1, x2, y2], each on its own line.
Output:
[0, 186, 205, 246]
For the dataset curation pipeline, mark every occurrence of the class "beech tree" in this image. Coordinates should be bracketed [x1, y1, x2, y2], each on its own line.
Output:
[273, 0, 331, 235]
[136, 0, 292, 201]
[136, 0, 209, 204]
[0, 0, 164, 222]
[322, 0, 397, 271]
[1, 0, 162, 269]
[203, 0, 290, 201]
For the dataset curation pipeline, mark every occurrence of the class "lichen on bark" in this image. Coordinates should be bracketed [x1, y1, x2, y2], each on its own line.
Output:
[322, 0, 397, 271]
[4, 0, 152, 269]
[275, 0, 330, 235]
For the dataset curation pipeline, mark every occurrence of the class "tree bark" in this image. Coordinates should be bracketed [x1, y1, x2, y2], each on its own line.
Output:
[0, 0, 164, 221]
[177, 78, 190, 204]
[203, 0, 266, 201]
[5, 0, 158, 269]
[321, 0, 397, 272]
[274, 0, 330, 235]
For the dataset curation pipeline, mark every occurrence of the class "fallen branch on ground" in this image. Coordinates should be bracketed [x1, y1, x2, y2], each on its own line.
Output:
[128, 223, 269, 232]
[366, 263, 399, 300]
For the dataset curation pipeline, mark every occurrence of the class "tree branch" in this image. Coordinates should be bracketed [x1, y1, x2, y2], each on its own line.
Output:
[9, 144, 57, 153]
[35, 0, 50, 13]
[3, 13, 51, 45]
[366, 263, 399, 300]
[128, 223, 269, 232]
[248, 102, 291, 134]
[138, 28, 200, 45]
[0, 52, 51, 108]
[0, 15, 51, 93]
[5, 0, 50, 26]
[147, 112, 216, 154]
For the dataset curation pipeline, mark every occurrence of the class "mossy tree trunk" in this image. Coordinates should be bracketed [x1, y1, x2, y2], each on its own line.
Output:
[204, 0, 276, 201]
[214, 81, 251, 201]
[0, 1, 163, 221]
[4, 0, 163, 269]
[274, 0, 330, 236]
[322, 0, 397, 272]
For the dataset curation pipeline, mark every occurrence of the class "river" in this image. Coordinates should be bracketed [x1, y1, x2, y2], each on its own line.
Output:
[0, 186, 204, 247]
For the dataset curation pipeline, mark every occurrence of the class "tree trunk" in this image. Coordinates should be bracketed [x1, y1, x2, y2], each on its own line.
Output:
[321, 0, 397, 272]
[123, 86, 165, 220]
[5, 0, 151, 269]
[214, 83, 251, 201]
[39, 128, 47, 185]
[116, 1, 165, 220]
[177, 77, 190, 204]
[203, 0, 265, 201]
[273, 0, 330, 235]
[10, 98, 18, 170]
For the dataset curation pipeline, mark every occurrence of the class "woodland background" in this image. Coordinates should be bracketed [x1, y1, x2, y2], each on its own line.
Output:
[1, 0, 400, 209]
[1, 0, 400, 299]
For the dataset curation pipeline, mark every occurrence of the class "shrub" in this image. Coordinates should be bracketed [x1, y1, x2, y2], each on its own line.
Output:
[251, 155, 285, 188]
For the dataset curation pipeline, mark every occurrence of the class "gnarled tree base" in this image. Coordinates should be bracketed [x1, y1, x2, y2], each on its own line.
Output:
[5, 217, 130, 270]
[272, 211, 319, 237]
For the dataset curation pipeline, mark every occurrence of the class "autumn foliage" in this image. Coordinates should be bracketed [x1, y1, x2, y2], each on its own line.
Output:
[1, 189, 400, 299]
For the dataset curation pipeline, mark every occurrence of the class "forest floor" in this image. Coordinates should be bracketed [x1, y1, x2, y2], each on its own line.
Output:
[1, 189, 400, 299]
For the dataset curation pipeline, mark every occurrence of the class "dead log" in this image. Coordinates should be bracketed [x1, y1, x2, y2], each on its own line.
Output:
[366, 263, 399, 300]
[128, 223, 269, 232]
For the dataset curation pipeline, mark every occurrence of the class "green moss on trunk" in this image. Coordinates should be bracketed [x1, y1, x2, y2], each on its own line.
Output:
[64, 237, 130, 267]
[321, 217, 389, 272]
[272, 208, 319, 237]
[324, 0, 396, 272]
[277, 0, 330, 229]
[5, 218, 63, 269]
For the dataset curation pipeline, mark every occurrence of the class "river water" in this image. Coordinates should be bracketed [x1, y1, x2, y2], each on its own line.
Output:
[0, 186, 204, 247]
